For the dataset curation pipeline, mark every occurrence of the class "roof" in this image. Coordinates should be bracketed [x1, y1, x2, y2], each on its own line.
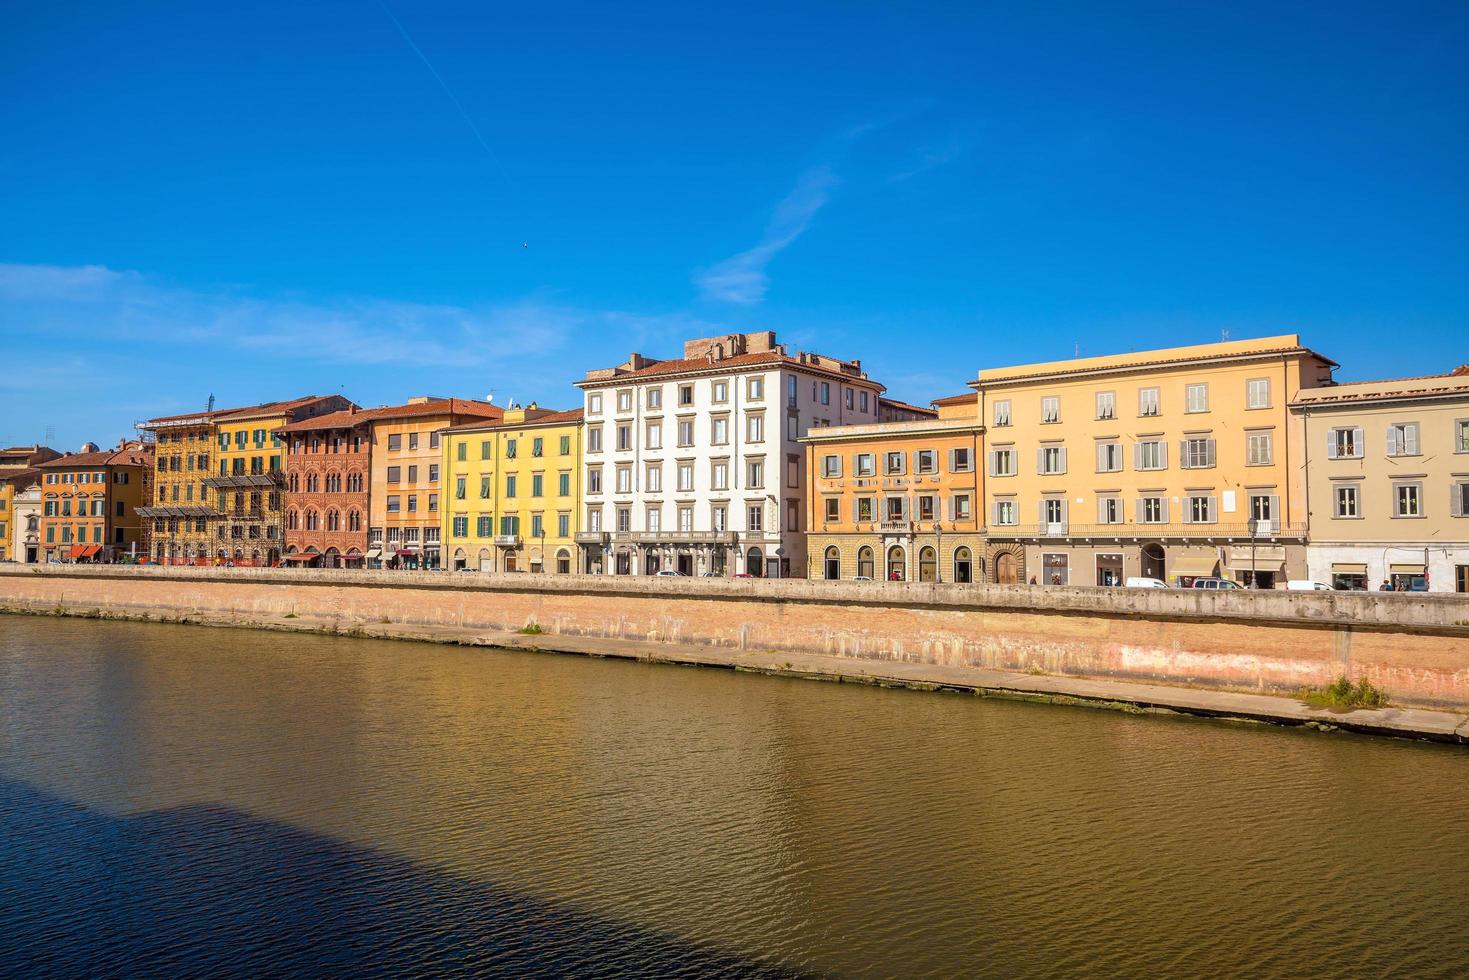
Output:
[801, 416, 984, 443]
[1291, 367, 1469, 408]
[140, 406, 251, 427]
[214, 395, 349, 424]
[929, 392, 978, 407]
[879, 397, 939, 416]
[974, 335, 1337, 386]
[0, 467, 42, 486]
[578, 350, 884, 390]
[442, 407, 583, 434]
[276, 398, 500, 433]
[40, 444, 154, 469]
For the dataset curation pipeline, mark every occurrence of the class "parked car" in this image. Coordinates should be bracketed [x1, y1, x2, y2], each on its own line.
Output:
[1190, 577, 1241, 590]
[700, 571, 722, 577]
[852, 575, 874, 582]
[655, 569, 686, 577]
[1125, 576, 1168, 589]
[1286, 580, 1335, 591]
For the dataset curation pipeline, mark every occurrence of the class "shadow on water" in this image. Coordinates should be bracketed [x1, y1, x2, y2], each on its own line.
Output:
[0, 778, 799, 978]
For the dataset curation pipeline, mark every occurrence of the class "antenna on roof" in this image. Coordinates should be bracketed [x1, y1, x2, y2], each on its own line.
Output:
[45, 425, 55, 444]
[207, 393, 215, 412]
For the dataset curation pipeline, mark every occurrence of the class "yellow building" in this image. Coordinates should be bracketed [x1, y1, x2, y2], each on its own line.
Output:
[972, 335, 1336, 587]
[441, 406, 584, 573]
[206, 395, 352, 565]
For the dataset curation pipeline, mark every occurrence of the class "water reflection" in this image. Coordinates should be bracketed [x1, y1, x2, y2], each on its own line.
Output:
[1, 616, 1467, 977]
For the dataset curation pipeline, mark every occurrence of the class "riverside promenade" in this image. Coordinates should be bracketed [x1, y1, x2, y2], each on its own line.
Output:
[3, 564, 1467, 742]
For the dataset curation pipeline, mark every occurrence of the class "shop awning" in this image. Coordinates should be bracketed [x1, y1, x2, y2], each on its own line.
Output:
[1332, 563, 1368, 574]
[1169, 555, 1221, 580]
[394, 549, 418, 557]
[68, 545, 88, 559]
[340, 553, 365, 561]
[1390, 564, 1426, 574]
[364, 548, 382, 560]
[283, 553, 317, 562]
[82, 545, 101, 557]
[1226, 544, 1287, 565]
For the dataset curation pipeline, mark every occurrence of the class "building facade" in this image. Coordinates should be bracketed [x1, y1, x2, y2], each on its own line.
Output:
[278, 407, 373, 568]
[136, 407, 243, 564]
[366, 398, 501, 570]
[972, 336, 1335, 587]
[1293, 367, 1469, 592]
[803, 393, 984, 582]
[37, 441, 154, 562]
[206, 396, 354, 566]
[576, 331, 887, 578]
[440, 406, 584, 573]
[7, 472, 43, 564]
[0, 445, 61, 562]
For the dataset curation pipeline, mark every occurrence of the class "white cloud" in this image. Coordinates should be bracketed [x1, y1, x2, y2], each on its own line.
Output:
[694, 166, 839, 305]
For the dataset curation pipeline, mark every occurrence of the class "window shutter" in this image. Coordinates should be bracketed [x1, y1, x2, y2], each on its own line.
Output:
[1269, 494, 1281, 531]
[1208, 496, 1217, 523]
[1097, 443, 1106, 471]
[1179, 439, 1188, 468]
[1060, 498, 1069, 524]
[1387, 427, 1398, 457]
[948, 448, 956, 472]
[1036, 448, 1045, 474]
[1451, 484, 1463, 518]
[988, 450, 996, 476]
[1207, 439, 1217, 468]
[1135, 497, 1145, 523]
[1098, 498, 1107, 523]
[1038, 500, 1047, 524]
[1160, 442, 1169, 469]
[1057, 447, 1067, 473]
[1352, 427, 1363, 456]
[1160, 497, 1170, 523]
[1405, 424, 1420, 456]
[1134, 443, 1143, 469]
[1326, 430, 1338, 460]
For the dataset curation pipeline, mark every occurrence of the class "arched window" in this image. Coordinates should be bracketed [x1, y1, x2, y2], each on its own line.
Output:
[886, 546, 906, 581]
[824, 546, 840, 580]
[556, 548, 571, 574]
[288, 473, 300, 493]
[746, 548, 764, 578]
[919, 546, 937, 583]
[306, 473, 320, 494]
[305, 510, 319, 531]
[287, 510, 299, 530]
[954, 546, 973, 584]
[857, 546, 874, 579]
[326, 510, 340, 531]
[347, 510, 361, 532]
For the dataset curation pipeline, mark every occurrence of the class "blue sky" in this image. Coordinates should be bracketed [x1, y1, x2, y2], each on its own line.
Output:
[3, 0, 1466, 448]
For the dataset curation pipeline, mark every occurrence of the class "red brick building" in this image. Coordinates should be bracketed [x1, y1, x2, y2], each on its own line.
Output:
[277, 407, 373, 568]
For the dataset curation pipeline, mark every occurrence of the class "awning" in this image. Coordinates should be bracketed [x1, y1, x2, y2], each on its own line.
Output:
[1226, 544, 1287, 565]
[82, 546, 101, 557]
[364, 548, 382, 560]
[1169, 555, 1221, 580]
[68, 545, 88, 559]
[1390, 564, 1426, 574]
[394, 549, 418, 557]
[283, 553, 317, 562]
[1332, 563, 1368, 574]
[340, 553, 365, 561]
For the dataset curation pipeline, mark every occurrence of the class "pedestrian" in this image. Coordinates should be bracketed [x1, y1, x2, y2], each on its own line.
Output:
[1028, 575, 1037, 586]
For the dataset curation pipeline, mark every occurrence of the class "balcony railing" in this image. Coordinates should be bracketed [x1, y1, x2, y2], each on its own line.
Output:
[986, 521, 1301, 540]
[574, 531, 610, 545]
[494, 534, 522, 547]
[878, 519, 913, 533]
[609, 530, 737, 544]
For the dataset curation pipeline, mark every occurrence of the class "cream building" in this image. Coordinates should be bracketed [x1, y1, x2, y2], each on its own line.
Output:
[1293, 366, 1469, 592]
[971, 336, 1336, 587]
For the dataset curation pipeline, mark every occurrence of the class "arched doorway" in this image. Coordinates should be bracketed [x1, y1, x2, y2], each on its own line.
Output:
[954, 546, 973, 584]
[1142, 543, 1165, 580]
[746, 548, 764, 578]
[556, 549, 571, 574]
[453, 548, 467, 571]
[856, 546, 874, 579]
[918, 546, 937, 583]
[996, 551, 1018, 584]
[886, 545, 906, 581]
[478, 548, 493, 573]
[505, 552, 518, 572]
[824, 546, 840, 580]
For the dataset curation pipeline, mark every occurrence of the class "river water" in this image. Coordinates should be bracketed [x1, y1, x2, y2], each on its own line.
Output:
[1, 615, 1466, 977]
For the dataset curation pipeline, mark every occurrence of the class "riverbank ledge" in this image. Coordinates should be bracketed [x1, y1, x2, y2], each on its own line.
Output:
[2, 565, 1467, 737]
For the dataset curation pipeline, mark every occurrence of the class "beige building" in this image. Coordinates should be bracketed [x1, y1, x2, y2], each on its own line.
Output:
[972, 335, 1336, 587]
[803, 394, 984, 582]
[1293, 366, 1469, 592]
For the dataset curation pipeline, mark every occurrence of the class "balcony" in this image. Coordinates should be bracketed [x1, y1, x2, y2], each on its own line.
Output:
[610, 530, 737, 544]
[878, 519, 912, 534]
[494, 534, 522, 547]
[574, 531, 610, 545]
[204, 473, 282, 490]
[986, 521, 1303, 540]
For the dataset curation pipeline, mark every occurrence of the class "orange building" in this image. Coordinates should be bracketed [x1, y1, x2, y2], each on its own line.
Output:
[803, 394, 984, 582]
[37, 441, 154, 562]
[365, 397, 501, 569]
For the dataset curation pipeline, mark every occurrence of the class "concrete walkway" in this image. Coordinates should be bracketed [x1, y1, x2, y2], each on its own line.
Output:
[209, 609, 1469, 744]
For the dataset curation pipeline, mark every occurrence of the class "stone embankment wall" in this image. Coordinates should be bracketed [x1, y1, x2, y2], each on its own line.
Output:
[3, 566, 1467, 708]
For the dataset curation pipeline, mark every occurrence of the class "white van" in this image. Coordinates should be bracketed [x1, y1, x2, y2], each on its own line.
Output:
[1125, 576, 1168, 589]
[1287, 580, 1335, 591]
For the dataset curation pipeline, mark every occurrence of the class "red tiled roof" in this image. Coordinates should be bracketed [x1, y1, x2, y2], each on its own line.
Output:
[141, 406, 252, 426]
[1291, 370, 1469, 406]
[39, 445, 154, 469]
[442, 408, 583, 434]
[214, 395, 352, 423]
[879, 397, 939, 415]
[579, 351, 883, 389]
[277, 398, 501, 433]
[0, 467, 41, 486]
[929, 392, 977, 407]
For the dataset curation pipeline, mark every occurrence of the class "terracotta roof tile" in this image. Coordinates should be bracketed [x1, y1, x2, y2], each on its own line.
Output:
[277, 398, 500, 433]
[40, 445, 154, 469]
[579, 350, 883, 388]
[442, 408, 583, 434]
[929, 392, 978, 407]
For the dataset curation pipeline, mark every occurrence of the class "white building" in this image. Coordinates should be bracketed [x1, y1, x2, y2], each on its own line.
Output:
[574, 331, 891, 577]
[11, 478, 42, 563]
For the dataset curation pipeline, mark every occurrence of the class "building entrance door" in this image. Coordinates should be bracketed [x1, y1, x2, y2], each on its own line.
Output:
[996, 551, 1018, 584]
[1096, 553, 1123, 586]
[504, 553, 517, 572]
[1141, 544, 1165, 581]
[677, 553, 693, 576]
[26, 545, 37, 564]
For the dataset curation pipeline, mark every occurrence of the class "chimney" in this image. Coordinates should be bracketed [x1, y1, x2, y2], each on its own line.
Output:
[407, 395, 430, 405]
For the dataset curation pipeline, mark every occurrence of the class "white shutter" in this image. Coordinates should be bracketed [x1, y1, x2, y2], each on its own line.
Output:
[1134, 443, 1144, 469]
[1038, 500, 1048, 524]
[1352, 427, 1363, 457]
[1451, 483, 1463, 518]
[1387, 426, 1399, 457]
[1135, 497, 1146, 523]
[1160, 497, 1170, 523]
[1158, 442, 1168, 469]
[1099, 497, 1109, 523]
[1268, 494, 1281, 532]
[1097, 443, 1107, 471]
[1208, 496, 1218, 523]
[1325, 430, 1338, 460]
[948, 449, 957, 472]
[1405, 424, 1420, 456]
[1057, 447, 1067, 473]
[1206, 439, 1217, 468]
[1036, 448, 1045, 474]
[1179, 439, 1188, 468]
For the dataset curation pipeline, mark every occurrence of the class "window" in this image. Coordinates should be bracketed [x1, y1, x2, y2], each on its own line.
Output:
[532, 437, 544, 458]
[1247, 431, 1273, 466]
[616, 425, 632, 451]
[747, 504, 763, 531]
[558, 514, 570, 537]
[617, 389, 633, 413]
[678, 384, 694, 407]
[711, 460, 729, 491]
[677, 506, 693, 533]
[386, 465, 401, 484]
[1098, 495, 1123, 524]
[587, 467, 602, 494]
[406, 495, 417, 513]
[709, 381, 726, 404]
[747, 459, 764, 488]
[860, 391, 869, 413]
[1041, 498, 1066, 527]
[952, 494, 972, 520]
[1138, 495, 1166, 524]
[407, 432, 419, 451]
[1135, 440, 1167, 470]
[645, 464, 662, 493]
[825, 498, 840, 522]
[884, 451, 905, 475]
[588, 393, 603, 415]
[480, 476, 491, 499]
[949, 447, 973, 472]
[1038, 445, 1066, 475]
[645, 421, 662, 450]
[505, 475, 517, 498]
[711, 504, 727, 531]
[677, 419, 694, 447]
[1095, 391, 1116, 420]
[560, 435, 571, 455]
[616, 508, 631, 532]
[788, 377, 798, 406]
[1327, 426, 1362, 459]
[429, 463, 438, 483]
[1334, 484, 1360, 519]
[992, 400, 1011, 426]
[475, 515, 491, 537]
[885, 496, 907, 522]
[407, 465, 418, 483]
[1456, 420, 1469, 453]
[480, 440, 491, 460]
[587, 508, 602, 532]
[615, 465, 631, 493]
[1041, 396, 1060, 424]
[531, 474, 544, 497]
[1096, 441, 1122, 473]
[1247, 378, 1271, 409]
[915, 449, 937, 474]
[453, 515, 469, 537]
[748, 377, 764, 400]
[821, 454, 842, 478]
[855, 453, 876, 477]
[992, 499, 1017, 525]
[747, 414, 764, 442]
[388, 433, 401, 451]
[855, 497, 875, 522]
[1186, 383, 1208, 413]
[1453, 481, 1469, 518]
[1180, 437, 1216, 469]
[711, 416, 728, 445]
[990, 447, 1016, 477]
[558, 473, 570, 496]
[1387, 423, 1420, 457]
[646, 387, 662, 410]
[1249, 493, 1280, 530]
[1185, 495, 1217, 524]
[386, 495, 401, 513]
[1393, 482, 1423, 518]
[819, 382, 830, 405]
